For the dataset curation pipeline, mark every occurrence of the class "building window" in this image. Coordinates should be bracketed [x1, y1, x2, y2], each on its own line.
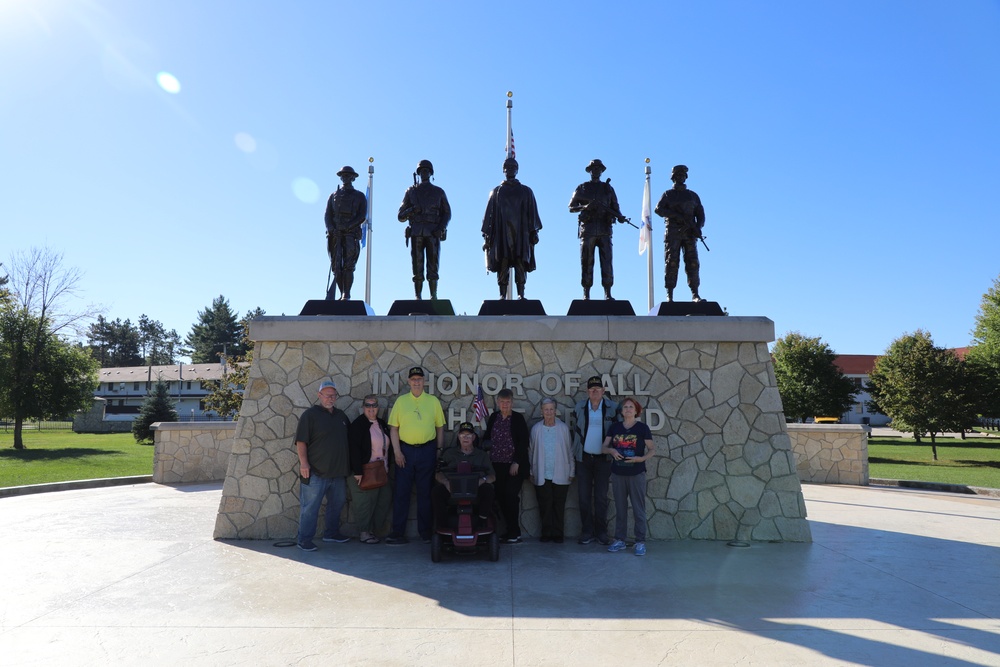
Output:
[186, 381, 192, 390]
[146, 382, 151, 390]
[133, 382, 139, 390]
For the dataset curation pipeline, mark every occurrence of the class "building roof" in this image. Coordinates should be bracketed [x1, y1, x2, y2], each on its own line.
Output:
[833, 355, 878, 375]
[834, 347, 971, 376]
[98, 364, 231, 383]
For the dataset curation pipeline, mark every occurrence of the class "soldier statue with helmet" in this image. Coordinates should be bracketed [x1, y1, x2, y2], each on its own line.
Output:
[654, 164, 706, 302]
[324, 165, 368, 300]
[397, 159, 452, 300]
[568, 159, 628, 300]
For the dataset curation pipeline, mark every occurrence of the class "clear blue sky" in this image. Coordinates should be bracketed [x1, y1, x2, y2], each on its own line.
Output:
[3, 0, 998, 358]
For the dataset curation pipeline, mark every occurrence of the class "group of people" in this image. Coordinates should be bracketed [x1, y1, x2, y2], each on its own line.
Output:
[324, 159, 705, 303]
[295, 368, 655, 556]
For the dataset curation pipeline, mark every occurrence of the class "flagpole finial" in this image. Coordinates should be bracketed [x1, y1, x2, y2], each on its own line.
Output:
[645, 157, 651, 175]
[645, 157, 650, 163]
[507, 91, 513, 98]
[368, 156, 374, 174]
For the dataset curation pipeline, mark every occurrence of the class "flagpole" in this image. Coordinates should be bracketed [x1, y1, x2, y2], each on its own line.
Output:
[364, 157, 374, 305]
[645, 160, 654, 312]
[505, 91, 514, 300]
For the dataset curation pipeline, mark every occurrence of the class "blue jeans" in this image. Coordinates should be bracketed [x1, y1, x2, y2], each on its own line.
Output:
[297, 474, 346, 544]
[392, 442, 437, 539]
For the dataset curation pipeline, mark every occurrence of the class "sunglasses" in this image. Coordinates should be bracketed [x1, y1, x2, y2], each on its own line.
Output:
[363, 403, 379, 408]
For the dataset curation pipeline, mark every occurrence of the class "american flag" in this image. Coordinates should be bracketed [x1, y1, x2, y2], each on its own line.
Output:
[472, 384, 489, 423]
[507, 126, 515, 159]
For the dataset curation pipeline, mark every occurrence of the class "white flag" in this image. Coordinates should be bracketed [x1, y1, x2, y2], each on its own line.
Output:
[638, 176, 652, 255]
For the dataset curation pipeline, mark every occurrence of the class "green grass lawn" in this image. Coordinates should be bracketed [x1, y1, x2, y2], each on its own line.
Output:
[868, 436, 1000, 489]
[0, 430, 154, 488]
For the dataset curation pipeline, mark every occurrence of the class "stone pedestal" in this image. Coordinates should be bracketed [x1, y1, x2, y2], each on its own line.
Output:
[214, 315, 811, 542]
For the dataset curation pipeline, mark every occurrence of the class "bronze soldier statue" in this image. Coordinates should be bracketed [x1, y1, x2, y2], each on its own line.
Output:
[324, 166, 368, 300]
[482, 157, 542, 300]
[397, 159, 451, 300]
[568, 159, 627, 300]
[654, 164, 705, 302]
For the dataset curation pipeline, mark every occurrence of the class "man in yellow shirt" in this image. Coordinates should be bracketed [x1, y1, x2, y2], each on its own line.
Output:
[386, 366, 445, 545]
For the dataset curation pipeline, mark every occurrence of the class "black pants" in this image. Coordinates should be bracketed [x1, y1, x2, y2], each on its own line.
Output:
[580, 234, 613, 289]
[432, 482, 495, 528]
[492, 463, 525, 538]
[410, 235, 440, 283]
[576, 453, 611, 540]
[536, 480, 570, 539]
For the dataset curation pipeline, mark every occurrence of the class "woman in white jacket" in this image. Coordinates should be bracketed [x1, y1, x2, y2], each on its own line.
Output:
[528, 398, 575, 543]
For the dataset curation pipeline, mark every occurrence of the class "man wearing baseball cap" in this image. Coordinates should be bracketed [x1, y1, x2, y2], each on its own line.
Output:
[571, 375, 620, 545]
[386, 366, 445, 545]
[432, 422, 496, 528]
[294, 379, 352, 551]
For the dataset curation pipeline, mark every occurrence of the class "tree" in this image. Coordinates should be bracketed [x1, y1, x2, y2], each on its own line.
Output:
[866, 330, 976, 459]
[772, 332, 857, 423]
[86, 316, 143, 367]
[138, 314, 181, 365]
[132, 379, 178, 443]
[202, 307, 264, 419]
[966, 274, 1000, 418]
[0, 249, 99, 449]
[185, 295, 244, 364]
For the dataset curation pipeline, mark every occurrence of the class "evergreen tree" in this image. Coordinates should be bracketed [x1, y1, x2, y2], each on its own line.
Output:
[86, 316, 143, 367]
[772, 332, 857, 423]
[138, 314, 181, 365]
[185, 295, 243, 364]
[203, 307, 264, 419]
[132, 379, 178, 443]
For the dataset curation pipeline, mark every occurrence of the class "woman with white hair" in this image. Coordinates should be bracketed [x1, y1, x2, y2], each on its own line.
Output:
[528, 398, 574, 543]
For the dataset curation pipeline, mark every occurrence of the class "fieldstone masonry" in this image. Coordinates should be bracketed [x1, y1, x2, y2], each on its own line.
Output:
[787, 423, 869, 486]
[214, 316, 811, 542]
[152, 422, 236, 484]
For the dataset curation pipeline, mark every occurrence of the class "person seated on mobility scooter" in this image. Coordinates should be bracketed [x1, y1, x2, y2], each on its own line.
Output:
[431, 422, 498, 561]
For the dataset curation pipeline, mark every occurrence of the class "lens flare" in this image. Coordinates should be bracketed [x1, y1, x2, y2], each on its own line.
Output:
[156, 71, 181, 94]
[292, 177, 320, 204]
[234, 132, 257, 153]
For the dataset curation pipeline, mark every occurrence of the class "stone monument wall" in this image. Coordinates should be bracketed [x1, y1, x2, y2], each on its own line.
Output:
[152, 422, 236, 484]
[787, 423, 869, 486]
[214, 315, 811, 542]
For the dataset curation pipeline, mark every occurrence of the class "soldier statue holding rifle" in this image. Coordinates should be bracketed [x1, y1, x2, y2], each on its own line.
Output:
[654, 164, 706, 302]
[324, 166, 368, 301]
[568, 159, 630, 300]
[397, 159, 451, 300]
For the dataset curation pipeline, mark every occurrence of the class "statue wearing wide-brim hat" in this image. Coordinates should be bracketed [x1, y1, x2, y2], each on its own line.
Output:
[336, 166, 359, 179]
[585, 159, 607, 174]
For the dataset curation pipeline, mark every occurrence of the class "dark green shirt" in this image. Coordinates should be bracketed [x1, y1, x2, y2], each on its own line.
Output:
[295, 404, 351, 477]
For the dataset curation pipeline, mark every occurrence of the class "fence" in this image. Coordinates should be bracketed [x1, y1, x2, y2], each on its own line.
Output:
[0, 420, 74, 432]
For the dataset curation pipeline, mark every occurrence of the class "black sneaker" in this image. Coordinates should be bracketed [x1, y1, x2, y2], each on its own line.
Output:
[503, 536, 522, 544]
[597, 535, 612, 546]
[322, 534, 351, 543]
[578, 535, 594, 545]
[384, 535, 409, 545]
[297, 540, 318, 552]
[420, 535, 432, 544]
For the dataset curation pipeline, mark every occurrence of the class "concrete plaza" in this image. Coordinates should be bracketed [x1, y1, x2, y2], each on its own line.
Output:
[1, 481, 998, 666]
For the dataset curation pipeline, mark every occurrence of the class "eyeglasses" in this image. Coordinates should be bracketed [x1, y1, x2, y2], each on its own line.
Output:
[363, 403, 378, 408]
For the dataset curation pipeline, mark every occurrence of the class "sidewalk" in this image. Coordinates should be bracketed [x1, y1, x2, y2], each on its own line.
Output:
[1, 482, 998, 666]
